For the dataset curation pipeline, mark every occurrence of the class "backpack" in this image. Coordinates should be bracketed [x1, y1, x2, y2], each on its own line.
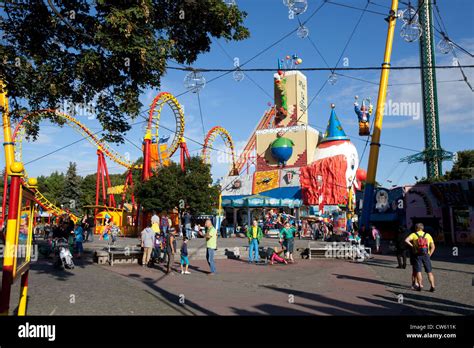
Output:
[415, 232, 429, 255]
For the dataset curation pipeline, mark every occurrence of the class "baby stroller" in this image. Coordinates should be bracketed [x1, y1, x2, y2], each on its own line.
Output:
[54, 237, 75, 270]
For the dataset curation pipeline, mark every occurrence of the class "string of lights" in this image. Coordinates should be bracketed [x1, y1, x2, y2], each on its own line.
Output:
[166, 65, 474, 72]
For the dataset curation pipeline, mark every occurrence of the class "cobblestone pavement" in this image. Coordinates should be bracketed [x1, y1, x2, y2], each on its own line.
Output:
[3, 242, 472, 316]
[5, 257, 181, 315]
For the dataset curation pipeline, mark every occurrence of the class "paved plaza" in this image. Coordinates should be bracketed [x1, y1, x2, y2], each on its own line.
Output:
[2, 237, 473, 316]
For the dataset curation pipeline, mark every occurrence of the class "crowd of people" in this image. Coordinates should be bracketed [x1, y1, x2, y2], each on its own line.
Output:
[32, 208, 437, 291]
[138, 211, 437, 292]
[35, 213, 95, 260]
[140, 212, 217, 275]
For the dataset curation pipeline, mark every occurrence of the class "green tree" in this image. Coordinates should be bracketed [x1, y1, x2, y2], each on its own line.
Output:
[37, 171, 65, 206]
[134, 162, 183, 212]
[134, 156, 218, 214]
[0, 0, 249, 142]
[183, 156, 219, 214]
[60, 162, 82, 214]
[80, 173, 97, 207]
[445, 150, 474, 180]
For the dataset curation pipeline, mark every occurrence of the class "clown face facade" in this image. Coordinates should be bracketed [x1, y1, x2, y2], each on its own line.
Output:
[313, 141, 359, 190]
[300, 105, 360, 208]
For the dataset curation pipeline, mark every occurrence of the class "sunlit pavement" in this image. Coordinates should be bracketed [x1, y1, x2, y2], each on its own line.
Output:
[4, 244, 473, 316]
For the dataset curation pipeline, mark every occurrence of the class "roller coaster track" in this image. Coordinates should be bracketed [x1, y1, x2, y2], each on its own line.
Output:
[148, 92, 185, 158]
[13, 109, 141, 170]
[11, 92, 186, 222]
[11, 110, 137, 223]
[234, 107, 275, 174]
[202, 126, 238, 176]
[26, 183, 79, 223]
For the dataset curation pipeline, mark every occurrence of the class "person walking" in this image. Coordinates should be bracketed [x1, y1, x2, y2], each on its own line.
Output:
[205, 219, 217, 275]
[371, 225, 381, 254]
[346, 216, 353, 234]
[160, 212, 169, 236]
[151, 211, 160, 225]
[246, 219, 263, 264]
[180, 237, 191, 274]
[151, 211, 160, 234]
[141, 223, 155, 267]
[396, 226, 410, 269]
[151, 231, 162, 264]
[82, 214, 94, 242]
[220, 218, 228, 239]
[405, 223, 436, 292]
[109, 222, 120, 246]
[352, 214, 359, 233]
[74, 223, 84, 259]
[159, 231, 167, 264]
[183, 211, 192, 240]
[166, 228, 177, 274]
[193, 223, 200, 239]
[279, 222, 296, 263]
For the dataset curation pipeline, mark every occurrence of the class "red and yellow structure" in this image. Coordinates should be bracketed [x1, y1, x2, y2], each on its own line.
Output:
[143, 91, 187, 179]
[0, 81, 38, 315]
[0, 87, 190, 313]
[202, 126, 239, 176]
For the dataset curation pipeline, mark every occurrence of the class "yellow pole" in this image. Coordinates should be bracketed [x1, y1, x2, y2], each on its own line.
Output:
[0, 162, 24, 315]
[348, 186, 353, 218]
[367, 0, 399, 182]
[17, 273, 29, 316]
[218, 191, 222, 217]
[1, 81, 15, 176]
[360, 0, 399, 229]
[18, 180, 36, 316]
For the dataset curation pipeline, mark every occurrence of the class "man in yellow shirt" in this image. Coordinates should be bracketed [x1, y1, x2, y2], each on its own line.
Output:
[205, 219, 217, 275]
[405, 223, 436, 292]
[246, 220, 263, 264]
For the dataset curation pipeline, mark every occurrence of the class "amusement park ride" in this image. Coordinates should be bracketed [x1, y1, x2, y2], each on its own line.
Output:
[0, 85, 199, 314]
[0, 0, 455, 316]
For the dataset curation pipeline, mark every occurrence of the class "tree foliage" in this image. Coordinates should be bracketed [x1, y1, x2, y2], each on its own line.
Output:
[0, 0, 249, 142]
[445, 150, 474, 180]
[37, 171, 65, 206]
[60, 162, 82, 213]
[134, 156, 219, 214]
[182, 156, 219, 214]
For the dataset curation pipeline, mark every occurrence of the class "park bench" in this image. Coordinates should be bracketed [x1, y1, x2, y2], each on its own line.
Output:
[94, 248, 143, 266]
[94, 250, 109, 264]
[305, 241, 372, 261]
[108, 249, 143, 266]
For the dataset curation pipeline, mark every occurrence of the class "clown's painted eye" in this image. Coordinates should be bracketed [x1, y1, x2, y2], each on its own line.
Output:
[350, 154, 356, 169]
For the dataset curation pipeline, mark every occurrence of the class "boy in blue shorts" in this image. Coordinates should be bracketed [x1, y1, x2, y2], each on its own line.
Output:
[180, 237, 191, 275]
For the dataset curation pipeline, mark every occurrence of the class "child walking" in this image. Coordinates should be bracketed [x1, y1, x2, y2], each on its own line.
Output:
[180, 237, 191, 275]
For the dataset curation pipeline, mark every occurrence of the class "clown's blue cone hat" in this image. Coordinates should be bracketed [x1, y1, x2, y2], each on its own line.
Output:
[321, 104, 349, 143]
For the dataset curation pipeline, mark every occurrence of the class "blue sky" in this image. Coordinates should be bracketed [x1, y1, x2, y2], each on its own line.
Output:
[13, 0, 474, 187]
